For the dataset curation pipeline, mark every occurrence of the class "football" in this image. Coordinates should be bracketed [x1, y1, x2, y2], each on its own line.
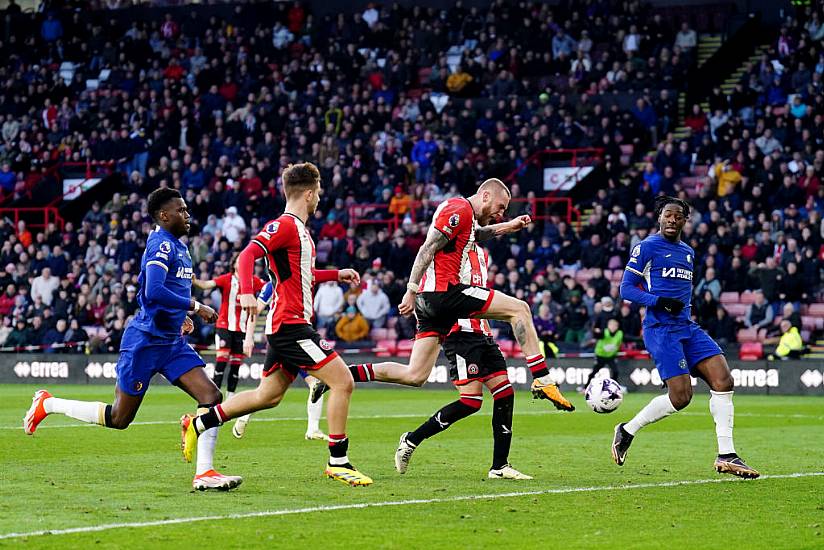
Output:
[585, 377, 624, 414]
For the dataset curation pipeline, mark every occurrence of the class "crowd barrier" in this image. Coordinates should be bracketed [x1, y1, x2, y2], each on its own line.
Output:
[2, 354, 823, 396]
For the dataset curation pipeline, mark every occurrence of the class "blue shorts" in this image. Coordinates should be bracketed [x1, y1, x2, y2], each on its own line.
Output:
[116, 326, 205, 396]
[643, 322, 723, 381]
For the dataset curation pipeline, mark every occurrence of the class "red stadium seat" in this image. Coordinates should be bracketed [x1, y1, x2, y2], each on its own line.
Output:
[396, 339, 414, 357]
[736, 328, 758, 343]
[719, 292, 739, 304]
[807, 303, 824, 316]
[370, 328, 388, 341]
[739, 291, 757, 304]
[802, 316, 824, 330]
[739, 342, 763, 361]
[376, 339, 397, 357]
[724, 303, 748, 318]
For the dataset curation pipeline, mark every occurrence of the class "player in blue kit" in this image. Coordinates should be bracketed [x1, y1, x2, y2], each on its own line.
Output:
[23, 188, 243, 490]
[611, 196, 759, 479]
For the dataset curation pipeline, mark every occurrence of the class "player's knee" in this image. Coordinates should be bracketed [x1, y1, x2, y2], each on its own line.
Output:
[711, 373, 734, 392]
[202, 388, 222, 406]
[508, 299, 531, 321]
[259, 391, 283, 408]
[408, 370, 429, 387]
[331, 375, 355, 395]
[458, 395, 483, 412]
[669, 388, 693, 410]
[108, 412, 132, 430]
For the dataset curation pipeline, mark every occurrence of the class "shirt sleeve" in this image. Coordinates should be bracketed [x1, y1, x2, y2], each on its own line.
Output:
[251, 217, 295, 254]
[144, 234, 174, 273]
[239, 218, 295, 294]
[620, 242, 659, 307]
[432, 199, 472, 240]
[145, 263, 192, 310]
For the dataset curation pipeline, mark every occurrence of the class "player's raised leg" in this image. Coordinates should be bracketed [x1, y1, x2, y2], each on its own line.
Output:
[24, 385, 143, 435]
[693, 354, 760, 478]
[352, 335, 442, 387]
[479, 291, 574, 411]
[25, 330, 156, 434]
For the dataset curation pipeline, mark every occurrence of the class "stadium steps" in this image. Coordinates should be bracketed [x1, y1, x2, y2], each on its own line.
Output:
[720, 44, 770, 94]
[809, 339, 824, 360]
[697, 34, 723, 67]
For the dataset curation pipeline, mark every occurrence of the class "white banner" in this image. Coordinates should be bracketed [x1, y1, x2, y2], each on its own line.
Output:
[543, 166, 593, 191]
[63, 178, 102, 201]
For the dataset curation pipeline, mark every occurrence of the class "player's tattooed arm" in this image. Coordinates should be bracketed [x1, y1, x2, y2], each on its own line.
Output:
[408, 230, 450, 285]
[399, 230, 449, 316]
[474, 215, 531, 242]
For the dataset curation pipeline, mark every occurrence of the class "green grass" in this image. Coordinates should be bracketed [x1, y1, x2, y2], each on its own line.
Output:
[1, 384, 823, 549]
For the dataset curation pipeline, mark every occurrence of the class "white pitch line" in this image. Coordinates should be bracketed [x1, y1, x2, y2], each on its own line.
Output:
[2, 409, 821, 431]
[1, 472, 822, 540]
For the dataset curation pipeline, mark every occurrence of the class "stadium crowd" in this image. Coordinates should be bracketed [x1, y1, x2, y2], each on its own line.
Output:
[0, 0, 821, 356]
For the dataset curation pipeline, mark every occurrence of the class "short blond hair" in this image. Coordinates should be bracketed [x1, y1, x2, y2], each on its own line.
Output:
[478, 178, 511, 198]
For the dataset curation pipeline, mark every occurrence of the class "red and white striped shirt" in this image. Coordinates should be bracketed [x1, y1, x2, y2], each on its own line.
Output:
[249, 214, 317, 335]
[420, 197, 477, 292]
[213, 273, 266, 332]
[450, 244, 493, 337]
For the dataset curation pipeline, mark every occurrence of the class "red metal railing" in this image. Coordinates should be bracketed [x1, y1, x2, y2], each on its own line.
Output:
[349, 197, 581, 234]
[0, 207, 65, 231]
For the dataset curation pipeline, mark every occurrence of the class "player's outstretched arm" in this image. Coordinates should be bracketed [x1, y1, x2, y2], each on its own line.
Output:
[398, 230, 450, 316]
[475, 215, 531, 242]
[192, 278, 217, 290]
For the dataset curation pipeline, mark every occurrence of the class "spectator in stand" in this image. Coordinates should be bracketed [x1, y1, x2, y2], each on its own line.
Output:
[561, 292, 589, 347]
[388, 186, 411, 217]
[533, 303, 560, 359]
[708, 306, 738, 348]
[357, 281, 391, 329]
[335, 306, 370, 343]
[695, 267, 722, 302]
[781, 302, 803, 330]
[221, 206, 246, 243]
[619, 303, 643, 344]
[42, 319, 68, 353]
[319, 213, 346, 241]
[749, 257, 784, 305]
[412, 131, 438, 183]
[768, 319, 809, 360]
[314, 280, 344, 332]
[674, 22, 697, 53]
[744, 290, 774, 330]
[4, 318, 30, 351]
[31, 267, 59, 307]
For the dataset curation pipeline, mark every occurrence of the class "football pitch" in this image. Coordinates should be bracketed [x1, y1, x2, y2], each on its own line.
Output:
[1, 384, 823, 549]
